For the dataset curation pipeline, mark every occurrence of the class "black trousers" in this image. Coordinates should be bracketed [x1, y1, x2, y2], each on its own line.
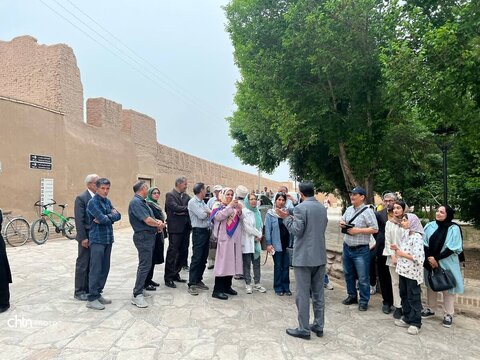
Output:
[0, 282, 9, 307]
[399, 275, 422, 328]
[377, 253, 393, 306]
[74, 240, 90, 296]
[188, 228, 210, 286]
[369, 249, 377, 287]
[213, 276, 233, 293]
[179, 229, 191, 268]
[164, 229, 190, 282]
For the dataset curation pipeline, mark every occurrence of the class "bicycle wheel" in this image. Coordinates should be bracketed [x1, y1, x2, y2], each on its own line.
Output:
[4, 218, 30, 247]
[31, 218, 49, 245]
[62, 216, 77, 240]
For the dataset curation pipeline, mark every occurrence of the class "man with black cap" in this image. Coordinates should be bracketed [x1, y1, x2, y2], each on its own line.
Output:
[340, 186, 378, 311]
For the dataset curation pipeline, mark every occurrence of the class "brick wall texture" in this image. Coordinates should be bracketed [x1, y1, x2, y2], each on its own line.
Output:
[0, 36, 84, 123]
[0, 36, 283, 201]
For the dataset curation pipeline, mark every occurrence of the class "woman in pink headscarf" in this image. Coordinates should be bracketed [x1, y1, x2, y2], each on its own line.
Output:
[209, 188, 244, 300]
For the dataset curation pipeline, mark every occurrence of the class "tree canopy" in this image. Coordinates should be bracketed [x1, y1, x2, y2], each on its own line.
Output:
[225, 0, 480, 226]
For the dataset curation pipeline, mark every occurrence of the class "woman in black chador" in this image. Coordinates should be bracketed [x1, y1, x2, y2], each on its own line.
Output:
[0, 209, 12, 313]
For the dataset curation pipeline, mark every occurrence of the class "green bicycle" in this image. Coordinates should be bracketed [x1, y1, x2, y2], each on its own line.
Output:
[31, 200, 76, 244]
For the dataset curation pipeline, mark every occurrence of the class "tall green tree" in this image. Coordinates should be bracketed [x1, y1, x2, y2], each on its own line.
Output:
[225, 0, 390, 202]
[381, 0, 480, 225]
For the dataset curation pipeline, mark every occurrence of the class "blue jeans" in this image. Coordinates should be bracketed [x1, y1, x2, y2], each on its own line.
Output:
[342, 243, 370, 305]
[273, 251, 290, 293]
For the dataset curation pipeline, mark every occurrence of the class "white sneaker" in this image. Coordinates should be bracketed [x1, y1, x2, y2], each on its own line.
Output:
[324, 282, 334, 290]
[246, 285, 253, 294]
[131, 294, 148, 308]
[253, 284, 267, 293]
[407, 325, 420, 335]
[142, 290, 152, 298]
[394, 319, 409, 328]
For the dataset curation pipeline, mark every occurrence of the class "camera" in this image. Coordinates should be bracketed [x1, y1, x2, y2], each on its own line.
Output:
[341, 223, 355, 234]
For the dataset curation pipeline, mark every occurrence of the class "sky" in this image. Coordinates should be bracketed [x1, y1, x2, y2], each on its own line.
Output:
[0, 0, 291, 182]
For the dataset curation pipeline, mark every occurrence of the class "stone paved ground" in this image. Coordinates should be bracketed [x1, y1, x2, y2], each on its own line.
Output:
[2, 227, 480, 360]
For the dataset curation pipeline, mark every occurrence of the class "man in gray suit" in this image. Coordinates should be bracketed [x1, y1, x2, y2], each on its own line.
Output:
[277, 181, 328, 340]
[73, 173, 99, 301]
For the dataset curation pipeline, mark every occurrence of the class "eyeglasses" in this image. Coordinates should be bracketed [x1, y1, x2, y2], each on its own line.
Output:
[152, 191, 160, 195]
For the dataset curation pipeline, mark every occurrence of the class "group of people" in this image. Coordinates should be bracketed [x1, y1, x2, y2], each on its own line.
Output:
[340, 187, 465, 335]
[0, 173, 444, 341]
[71, 175, 329, 339]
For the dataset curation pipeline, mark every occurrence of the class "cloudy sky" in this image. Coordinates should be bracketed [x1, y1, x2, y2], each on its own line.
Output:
[0, 0, 290, 182]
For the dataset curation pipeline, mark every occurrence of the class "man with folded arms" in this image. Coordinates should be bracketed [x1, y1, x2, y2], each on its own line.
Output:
[129, 181, 166, 308]
[86, 178, 121, 310]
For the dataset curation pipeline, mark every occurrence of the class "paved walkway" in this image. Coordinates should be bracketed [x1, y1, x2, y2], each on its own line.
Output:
[2, 228, 480, 360]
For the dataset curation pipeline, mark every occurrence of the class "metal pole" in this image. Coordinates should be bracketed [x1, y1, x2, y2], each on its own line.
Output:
[443, 146, 448, 206]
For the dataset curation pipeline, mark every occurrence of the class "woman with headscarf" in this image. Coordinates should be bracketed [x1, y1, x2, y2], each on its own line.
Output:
[390, 213, 425, 335]
[210, 188, 244, 300]
[0, 209, 12, 313]
[265, 193, 291, 296]
[421, 205, 464, 328]
[383, 199, 408, 319]
[241, 193, 266, 294]
[144, 187, 166, 291]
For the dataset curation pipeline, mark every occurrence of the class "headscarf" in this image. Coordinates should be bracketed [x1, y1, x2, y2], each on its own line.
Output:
[406, 213, 424, 235]
[428, 205, 455, 258]
[209, 188, 240, 237]
[243, 195, 262, 230]
[146, 187, 165, 221]
[244, 195, 263, 259]
[267, 192, 287, 218]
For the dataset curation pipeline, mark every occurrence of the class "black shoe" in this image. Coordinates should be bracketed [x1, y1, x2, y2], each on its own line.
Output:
[165, 280, 177, 288]
[284, 291, 292, 296]
[358, 303, 368, 311]
[212, 292, 228, 300]
[309, 324, 324, 337]
[342, 296, 358, 305]
[74, 293, 88, 301]
[174, 276, 187, 283]
[286, 328, 311, 340]
[0, 305, 10, 313]
[145, 285, 156, 291]
[393, 307, 403, 319]
[150, 281, 160, 287]
[276, 292, 284, 296]
[234, 275, 244, 280]
[382, 304, 392, 314]
[207, 265, 214, 270]
[225, 288, 238, 296]
[195, 281, 209, 291]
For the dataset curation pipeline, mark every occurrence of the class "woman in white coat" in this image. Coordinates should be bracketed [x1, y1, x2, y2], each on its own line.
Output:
[241, 193, 266, 294]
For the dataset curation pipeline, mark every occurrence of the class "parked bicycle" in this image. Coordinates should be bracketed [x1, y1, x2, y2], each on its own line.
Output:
[31, 200, 76, 244]
[0, 209, 30, 247]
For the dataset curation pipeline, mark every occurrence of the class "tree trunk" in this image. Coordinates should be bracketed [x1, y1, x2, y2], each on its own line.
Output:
[364, 175, 375, 205]
[338, 141, 357, 191]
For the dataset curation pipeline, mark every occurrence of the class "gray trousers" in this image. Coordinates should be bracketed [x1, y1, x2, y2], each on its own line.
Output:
[133, 231, 156, 296]
[294, 265, 326, 332]
[242, 253, 261, 285]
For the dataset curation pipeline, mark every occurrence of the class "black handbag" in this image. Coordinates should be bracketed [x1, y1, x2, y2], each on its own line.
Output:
[427, 267, 456, 292]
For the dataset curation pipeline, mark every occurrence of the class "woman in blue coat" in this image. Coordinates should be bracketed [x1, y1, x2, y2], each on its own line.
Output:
[265, 193, 291, 296]
[421, 205, 464, 328]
